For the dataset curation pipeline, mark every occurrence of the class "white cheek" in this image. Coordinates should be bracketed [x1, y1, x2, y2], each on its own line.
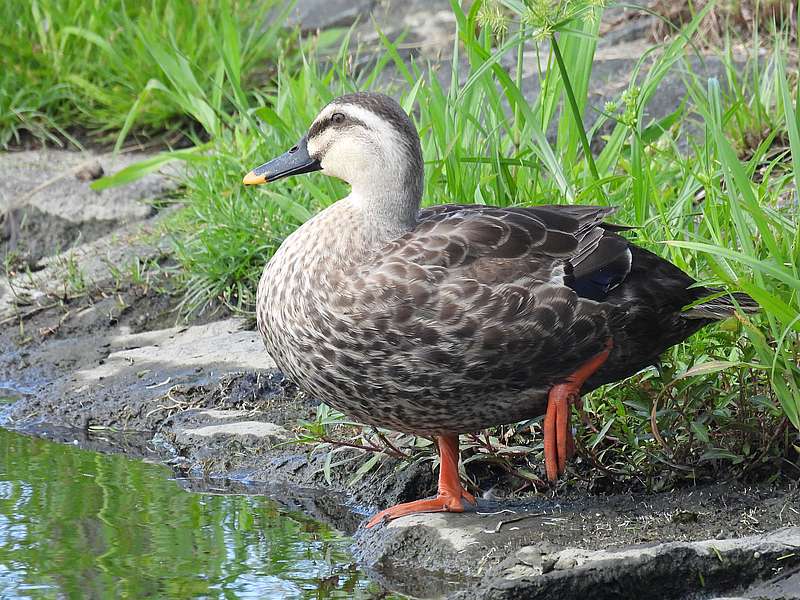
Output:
[321, 137, 380, 183]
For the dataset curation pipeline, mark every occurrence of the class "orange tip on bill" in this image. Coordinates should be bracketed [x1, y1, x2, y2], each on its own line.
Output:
[242, 171, 267, 185]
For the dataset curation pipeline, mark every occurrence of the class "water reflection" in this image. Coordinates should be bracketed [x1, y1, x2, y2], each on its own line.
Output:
[0, 428, 393, 599]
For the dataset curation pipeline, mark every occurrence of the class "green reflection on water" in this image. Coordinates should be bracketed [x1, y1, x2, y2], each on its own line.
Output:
[0, 428, 390, 599]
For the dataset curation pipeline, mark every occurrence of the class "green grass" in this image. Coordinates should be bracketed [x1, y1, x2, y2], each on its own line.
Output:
[76, 0, 800, 486]
[0, 0, 296, 149]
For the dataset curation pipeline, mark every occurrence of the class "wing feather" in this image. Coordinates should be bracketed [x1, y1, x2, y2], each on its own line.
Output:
[327, 204, 625, 392]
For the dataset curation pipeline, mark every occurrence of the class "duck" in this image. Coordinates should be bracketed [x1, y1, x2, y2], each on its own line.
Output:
[243, 91, 758, 527]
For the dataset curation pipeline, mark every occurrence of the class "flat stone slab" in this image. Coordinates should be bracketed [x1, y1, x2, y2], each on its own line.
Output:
[290, 0, 377, 31]
[292, 0, 455, 60]
[1, 149, 178, 265]
[355, 485, 800, 599]
[469, 527, 800, 600]
[68, 317, 273, 401]
[180, 421, 289, 439]
[8, 318, 276, 431]
[1, 149, 175, 223]
[80, 318, 271, 382]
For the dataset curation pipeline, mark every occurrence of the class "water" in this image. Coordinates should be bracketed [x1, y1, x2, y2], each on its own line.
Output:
[0, 427, 392, 599]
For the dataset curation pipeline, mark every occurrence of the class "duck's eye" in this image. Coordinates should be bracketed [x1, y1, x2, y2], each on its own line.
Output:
[331, 112, 346, 125]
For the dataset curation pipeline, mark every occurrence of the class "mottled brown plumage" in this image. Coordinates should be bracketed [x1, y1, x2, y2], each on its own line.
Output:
[244, 92, 757, 523]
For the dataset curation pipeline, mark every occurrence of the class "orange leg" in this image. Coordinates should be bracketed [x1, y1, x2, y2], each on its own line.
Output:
[366, 434, 476, 528]
[544, 339, 613, 481]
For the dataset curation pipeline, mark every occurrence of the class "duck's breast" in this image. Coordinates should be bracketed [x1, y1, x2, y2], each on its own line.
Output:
[256, 200, 370, 390]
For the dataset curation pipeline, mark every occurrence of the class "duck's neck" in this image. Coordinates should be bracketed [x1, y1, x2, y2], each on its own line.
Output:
[349, 169, 423, 245]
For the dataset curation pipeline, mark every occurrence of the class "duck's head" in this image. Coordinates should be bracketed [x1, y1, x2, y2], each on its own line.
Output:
[243, 92, 424, 217]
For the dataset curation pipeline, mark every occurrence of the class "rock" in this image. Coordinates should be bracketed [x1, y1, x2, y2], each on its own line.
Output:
[292, 0, 455, 61]
[84, 318, 270, 376]
[290, 0, 376, 31]
[499, 546, 557, 579]
[361, 0, 456, 60]
[6, 318, 275, 431]
[0, 149, 176, 264]
[172, 420, 290, 460]
[64, 317, 272, 412]
[74, 160, 104, 181]
[737, 566, 800, 599]
[600, 17, 658, 47]
[0, 149, 172, 223]
[355, 484, 800, 599]
[178, 421, 289, 441]
[353, 504, 566, 596]
[467, 527, 800, 600]
[552, 552, 579, 570]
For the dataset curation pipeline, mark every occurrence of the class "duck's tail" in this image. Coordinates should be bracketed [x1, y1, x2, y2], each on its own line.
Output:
[683, 288, 760, 320]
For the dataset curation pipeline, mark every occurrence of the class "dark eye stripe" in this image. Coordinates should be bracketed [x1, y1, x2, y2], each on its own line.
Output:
[308, 112, 370, 140]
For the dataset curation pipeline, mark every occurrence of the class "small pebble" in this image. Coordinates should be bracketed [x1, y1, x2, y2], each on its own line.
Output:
[75, 161, 104, 181]
[541, 556, 556, 574]
[753, 551, 761, 559]
[672, 511, 699, 524]
[554, 555, 577, 570]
